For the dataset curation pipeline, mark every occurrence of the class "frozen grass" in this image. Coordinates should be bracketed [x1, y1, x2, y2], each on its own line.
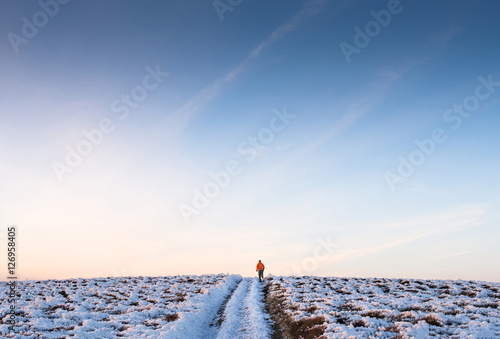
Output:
[264, 278, 326, 338]
[1, 274, 498, 338]
[266, 275, 500, 338]
[0, 274, 232, 338]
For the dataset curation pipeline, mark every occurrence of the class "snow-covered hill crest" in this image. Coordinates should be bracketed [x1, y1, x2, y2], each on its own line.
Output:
[1, 274, 498, 338]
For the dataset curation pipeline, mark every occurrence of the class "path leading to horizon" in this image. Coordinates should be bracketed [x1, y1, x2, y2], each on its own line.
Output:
[215, 277, 272, 338]
[164, 275, 273, 339]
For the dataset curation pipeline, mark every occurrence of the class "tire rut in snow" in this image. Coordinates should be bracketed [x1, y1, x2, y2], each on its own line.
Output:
[211, 278, 244, 328]
[162, 275, 241, 339]
[216, 278, 273, 339]
[216, 278, 251, 338]
[240, 278, 273, 338]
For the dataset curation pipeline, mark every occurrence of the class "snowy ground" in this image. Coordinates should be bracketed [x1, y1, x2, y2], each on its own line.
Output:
[1, 274, 498, 338]
[214, 277, 272, 339]
[267, 275, 500, 338]
[0, 274, 271, 338]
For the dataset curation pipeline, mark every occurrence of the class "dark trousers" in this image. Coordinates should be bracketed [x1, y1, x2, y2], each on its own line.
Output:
[258, 270, 264, 282]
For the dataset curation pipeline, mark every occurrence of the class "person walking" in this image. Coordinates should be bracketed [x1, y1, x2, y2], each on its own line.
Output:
[256, 260, 265, 282]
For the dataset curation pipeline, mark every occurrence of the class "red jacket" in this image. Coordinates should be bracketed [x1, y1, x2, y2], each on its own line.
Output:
[256, 262, 265, 271]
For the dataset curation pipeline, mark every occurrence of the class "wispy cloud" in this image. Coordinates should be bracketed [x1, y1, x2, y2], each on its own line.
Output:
[269, 22, 464, 171]
[316, 204, 485, 268]
[245, 0, 328, 61]
[153, 0, 330, 139]
[434, 24, 462, 47]
[439, 250, 471, 259]
[255, 72, 399, 180]
[374, 24, 463, 83]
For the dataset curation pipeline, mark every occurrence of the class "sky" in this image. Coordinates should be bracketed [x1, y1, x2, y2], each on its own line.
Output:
[1, 0, 499, 282]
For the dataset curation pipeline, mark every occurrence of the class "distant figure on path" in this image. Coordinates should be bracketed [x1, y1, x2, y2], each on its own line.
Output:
[256, 260, 265, 282]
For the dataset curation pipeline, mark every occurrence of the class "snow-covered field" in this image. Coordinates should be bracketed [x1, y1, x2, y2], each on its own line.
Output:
[1, 274, 498, 338]
[267, 275, 500, 338]
[0, 274, 239, 338]
[0, 274, 271, 338]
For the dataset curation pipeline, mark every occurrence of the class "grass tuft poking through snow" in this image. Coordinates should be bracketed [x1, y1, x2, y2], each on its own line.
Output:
[266, 275, 500, 338]
[263, 277, 327, 339]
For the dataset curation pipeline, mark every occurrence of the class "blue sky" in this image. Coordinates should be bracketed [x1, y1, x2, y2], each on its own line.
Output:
[1, 0, 499, 281]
